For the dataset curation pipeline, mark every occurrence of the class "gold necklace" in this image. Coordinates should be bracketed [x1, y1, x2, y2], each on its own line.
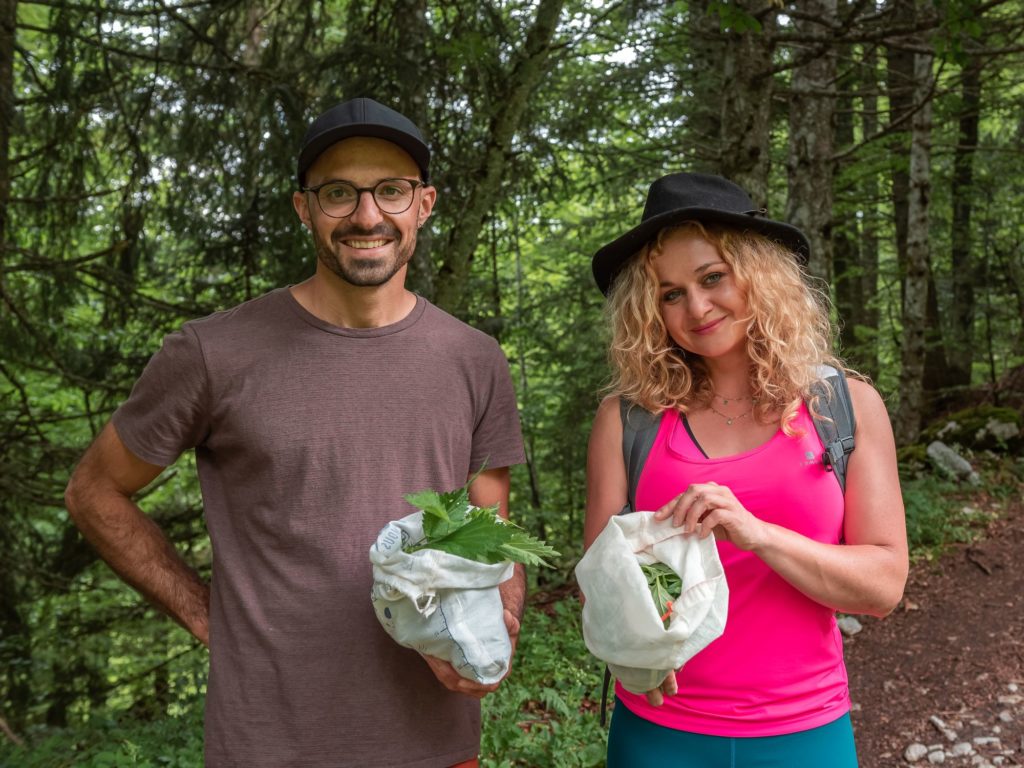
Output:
[709, 403, 753, 426]
[712, 390, 757, 406]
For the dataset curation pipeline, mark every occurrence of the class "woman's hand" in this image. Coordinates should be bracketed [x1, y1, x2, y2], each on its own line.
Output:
[644, 670, 678, 706]
[652, 481, 767, 552]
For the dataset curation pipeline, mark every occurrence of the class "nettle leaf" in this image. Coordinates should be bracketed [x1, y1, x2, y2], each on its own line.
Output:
[421, 513, 513, 563]
[498, 533, 560, 568]
[404, 490, 447, 520]
[401, 480, 560, 567]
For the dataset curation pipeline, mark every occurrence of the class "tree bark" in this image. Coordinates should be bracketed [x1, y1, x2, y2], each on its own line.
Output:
[0, 0, 16, 258]
[857, 41, 881, 379]
[833, 29, 859, 358]
[683, 0, 724, 173]
[433, 0, 565, 314]
[947, 56, 982, 387]
[885, 0, 916, 305]
[718, 1, 775, 205]
[391, 0, 435, 301]
[894, 49, 933, 444]
[785, 0, 837, 282]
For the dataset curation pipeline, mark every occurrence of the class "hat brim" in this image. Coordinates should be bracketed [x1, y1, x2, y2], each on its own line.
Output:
[592, 208, 810, 296]
[297, 124, 431, 186]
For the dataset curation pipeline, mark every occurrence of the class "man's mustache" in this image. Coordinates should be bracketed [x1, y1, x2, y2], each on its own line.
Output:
[331, 224, 401, 242]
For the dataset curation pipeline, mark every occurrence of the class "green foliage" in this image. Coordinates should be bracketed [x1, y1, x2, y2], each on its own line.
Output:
[405, 485, 560, 567]
[481, 600, 607, 768]
[706, 1, 762, 33]
[0, 701, 204, 767]
[640, 563, 682, 628]
[902, 476, 973, 554]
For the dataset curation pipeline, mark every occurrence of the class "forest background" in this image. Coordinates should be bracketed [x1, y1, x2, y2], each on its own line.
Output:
[1, 0, 1023, 765]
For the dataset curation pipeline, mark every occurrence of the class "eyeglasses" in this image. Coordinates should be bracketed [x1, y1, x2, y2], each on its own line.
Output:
[301, 178, 424, 218]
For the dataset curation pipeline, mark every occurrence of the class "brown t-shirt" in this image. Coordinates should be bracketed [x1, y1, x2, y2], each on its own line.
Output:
[112, 288, 525, 767]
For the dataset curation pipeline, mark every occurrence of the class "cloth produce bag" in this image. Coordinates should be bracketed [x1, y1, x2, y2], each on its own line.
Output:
[575, 512, 729, 694]
[370, 511, 514, 684]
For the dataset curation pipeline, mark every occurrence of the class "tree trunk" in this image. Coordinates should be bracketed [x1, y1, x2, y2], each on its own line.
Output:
[392, 0, 435, 301]
[432, 0, 565, 314]
[857, 42, 881, 379]
[885, 0, 916, 305]
[894, 49, 933, 444]
[947, 57, 982, 387]
[0, 0, 16, 257]
[718, 2, 775, 205]
[833, 33, 859, 357]
[684, 0, 724, 173]
[785, 0, 837, 282]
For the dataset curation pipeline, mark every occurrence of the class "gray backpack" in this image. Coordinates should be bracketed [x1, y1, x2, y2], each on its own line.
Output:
[600, 364, 856, 723]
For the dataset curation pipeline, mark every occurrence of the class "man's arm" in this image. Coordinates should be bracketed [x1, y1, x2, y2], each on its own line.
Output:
[65, 422, 210, 645]
[469, 466, 526, 647]
[419, 466, 524, 698]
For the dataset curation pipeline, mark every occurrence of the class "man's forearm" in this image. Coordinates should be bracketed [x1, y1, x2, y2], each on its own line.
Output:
[66, 485, 210, 645]
[497, 561, 524, 651]
[499, 563, 526, 628]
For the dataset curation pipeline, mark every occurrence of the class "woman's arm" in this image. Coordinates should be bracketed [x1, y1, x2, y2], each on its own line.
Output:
[655, 379, 909, 617]
[584, 396, 629, 551]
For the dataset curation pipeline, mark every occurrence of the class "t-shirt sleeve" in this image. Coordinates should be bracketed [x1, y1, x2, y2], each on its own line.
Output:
[469, 341, 526, 472]
[111, 325, 211, 467]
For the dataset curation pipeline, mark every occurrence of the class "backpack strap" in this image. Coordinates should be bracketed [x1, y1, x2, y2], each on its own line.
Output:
[619, 398, 661, 515]
[809, 365, 857, 493]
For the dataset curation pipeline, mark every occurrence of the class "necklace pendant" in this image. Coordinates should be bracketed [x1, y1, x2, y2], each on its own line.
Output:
[726, 418, 733, 425]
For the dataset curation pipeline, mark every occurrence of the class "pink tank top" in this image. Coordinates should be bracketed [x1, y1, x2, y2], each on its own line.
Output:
[617, 402, 851, 736]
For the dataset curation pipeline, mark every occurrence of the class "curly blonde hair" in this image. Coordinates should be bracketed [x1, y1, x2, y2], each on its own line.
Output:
[605, 221, 847, 434]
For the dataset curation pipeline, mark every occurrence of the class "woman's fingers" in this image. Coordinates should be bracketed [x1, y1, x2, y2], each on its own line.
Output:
[645, 671, 678, 706]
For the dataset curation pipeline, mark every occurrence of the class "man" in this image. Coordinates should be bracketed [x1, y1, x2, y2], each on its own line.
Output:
[64, 98, 526, 767]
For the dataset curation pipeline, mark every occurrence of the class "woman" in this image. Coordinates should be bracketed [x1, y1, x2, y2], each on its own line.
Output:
[584, 173, 908, 768]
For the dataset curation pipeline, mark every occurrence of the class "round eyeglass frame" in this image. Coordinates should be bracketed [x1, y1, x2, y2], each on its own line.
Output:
[301, 177, 425, 219]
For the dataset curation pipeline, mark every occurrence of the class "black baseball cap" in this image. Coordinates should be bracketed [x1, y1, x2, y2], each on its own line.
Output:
[296, 98, 431, 187]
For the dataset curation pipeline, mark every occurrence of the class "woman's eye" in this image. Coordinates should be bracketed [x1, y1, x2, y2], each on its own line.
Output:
[662, 289, 683, 303]
[702, 272, 724, 286]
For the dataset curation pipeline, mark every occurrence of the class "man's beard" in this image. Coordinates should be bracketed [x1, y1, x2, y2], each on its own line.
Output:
[312, 223, 414, 287]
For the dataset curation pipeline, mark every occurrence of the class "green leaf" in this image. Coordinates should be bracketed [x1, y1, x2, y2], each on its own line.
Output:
[402, 477, 559, 566]
[641, 562, 682, 628]
[404, 490, 448, 521]
[498, 532, 560, 568]
[416, 513, 513, 563]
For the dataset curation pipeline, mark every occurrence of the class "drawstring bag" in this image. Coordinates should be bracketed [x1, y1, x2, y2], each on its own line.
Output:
[370, 511, 514, 684]
[575, 512, 729, 694]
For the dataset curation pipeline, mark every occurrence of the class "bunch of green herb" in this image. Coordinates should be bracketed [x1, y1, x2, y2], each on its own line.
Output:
[403, 484, 559, 568]
[640, 562, 682, 628]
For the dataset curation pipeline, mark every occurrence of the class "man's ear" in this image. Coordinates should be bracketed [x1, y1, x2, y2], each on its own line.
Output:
[417, 185, 437, 228]
[293, 190, 312, 230]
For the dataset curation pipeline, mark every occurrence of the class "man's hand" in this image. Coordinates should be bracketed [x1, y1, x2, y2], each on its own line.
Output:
[420, 654, 501, 699]
[422, 607, 520, 699]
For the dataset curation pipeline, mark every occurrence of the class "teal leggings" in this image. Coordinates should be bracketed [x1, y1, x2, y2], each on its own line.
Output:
[607, 700, 859, 768]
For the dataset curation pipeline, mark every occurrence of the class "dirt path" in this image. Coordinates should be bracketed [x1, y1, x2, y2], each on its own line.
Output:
[845, 493, 1024, 767]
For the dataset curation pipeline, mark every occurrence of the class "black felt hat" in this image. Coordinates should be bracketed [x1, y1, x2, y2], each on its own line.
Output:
[592, 173, 810, 296]
[296, 98, 430, 187]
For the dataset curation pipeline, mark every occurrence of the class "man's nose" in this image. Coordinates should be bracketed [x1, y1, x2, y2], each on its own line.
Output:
[347, 189, 385, 228]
